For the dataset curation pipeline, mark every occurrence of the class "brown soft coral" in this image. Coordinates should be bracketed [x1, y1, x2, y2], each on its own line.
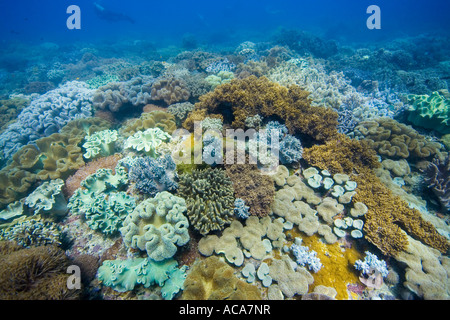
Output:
[302, 133, 380, 174]
[302, 135, 450, 257]
[0, 241, 82, 299]
[225, 163, 275, 217]
[150, 75, 190, 105]
[182, 256, 262, 300]
[119, 110, 177, 137]
[353, 117, 442, 160]
[183, 76, 338, 142]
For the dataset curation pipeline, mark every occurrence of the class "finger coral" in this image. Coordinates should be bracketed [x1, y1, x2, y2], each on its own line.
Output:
[178, 167, 234, 235]
[225, 163, 275, 217]
[183, 76, 339, 142]
[181, 256, 262, 300]
[0, 242, 81, 299]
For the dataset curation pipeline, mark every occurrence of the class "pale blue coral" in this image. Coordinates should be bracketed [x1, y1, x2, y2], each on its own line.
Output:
[129, 154, 178, 196]
[0, 81, 94, 163]
[354, 251, 389, 278]
[97, 257, 187, 299]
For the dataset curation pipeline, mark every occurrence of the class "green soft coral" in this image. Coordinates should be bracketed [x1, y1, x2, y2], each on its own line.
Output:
[24, 179, 67, 217]
[407, 91, 450, 134]
[82, 129, 119, 159]
[97, 257, 187, 299]
[120, 191, 190, 261]
[125, 127, 171, 157]
[68, 164, 136, 235]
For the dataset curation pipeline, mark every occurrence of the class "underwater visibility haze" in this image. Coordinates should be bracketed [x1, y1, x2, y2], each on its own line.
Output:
[0, 0, 449, 302]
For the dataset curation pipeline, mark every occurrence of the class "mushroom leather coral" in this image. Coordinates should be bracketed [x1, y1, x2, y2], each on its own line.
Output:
[181, 256, 262, 300]
[183, 76, 338, 142]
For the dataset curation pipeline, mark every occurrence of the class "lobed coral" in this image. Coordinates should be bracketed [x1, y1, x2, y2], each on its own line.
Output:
[120, 191, 190, 261]
[92, 76, 154, 112]
[0, 81, 94, 161]
[352, 117, 442, 161]
[178, 168, 235, 235]
[407, 91, 450, 134]
[68, 164, 136, 235]
[183, 76, 339, 142]
[24, 179, 67, 217]
[82, 129, 118, 160]
[181, 256, 262, 300]
[120, 110, 177, 137]
[97, 257, 187, 299]
[125, 127, 171, 157]
[150, 75, 190, 105]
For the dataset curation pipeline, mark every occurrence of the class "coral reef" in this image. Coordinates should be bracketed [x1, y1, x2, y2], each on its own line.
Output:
[120, 191, 189, 261]
[407, 91, 450, 134]
[24, 179, 67, 217]
[125, 127, 171, 157]
[150, 75, 190, 105]
[82, 129, 118, 160]
[181, 256, 262, 300]
[92, 76, 153, 112]
[178, 168, 234, 235]
[129, 154, 178, 196]
[225, 163, 275, 217]
[120, 110, 177, 137]
[0, 81, 94, 161]
[423, 152, 450, 212]
[68, 164, 136, 235]
[183, 76, 339, 142]
[352, 117, 442, 161]
[97, 257, 187, 299]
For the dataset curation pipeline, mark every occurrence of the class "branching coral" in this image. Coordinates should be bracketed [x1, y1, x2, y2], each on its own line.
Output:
[181, 256, 262, 300]
[225, 163, 275, 217]
[178, 168, 234, 235]
[183, 76, 338, 142]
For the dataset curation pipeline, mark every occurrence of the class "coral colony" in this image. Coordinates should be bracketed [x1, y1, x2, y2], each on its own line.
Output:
[0, 24, 450, 302]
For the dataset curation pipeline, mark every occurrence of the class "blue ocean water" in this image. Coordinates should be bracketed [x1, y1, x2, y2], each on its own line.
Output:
[1, 0, 449, 45]
[0, 0, 449, 303]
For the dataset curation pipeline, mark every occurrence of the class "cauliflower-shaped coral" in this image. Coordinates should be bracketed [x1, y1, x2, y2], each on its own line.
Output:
[120, 191, 189, 261]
